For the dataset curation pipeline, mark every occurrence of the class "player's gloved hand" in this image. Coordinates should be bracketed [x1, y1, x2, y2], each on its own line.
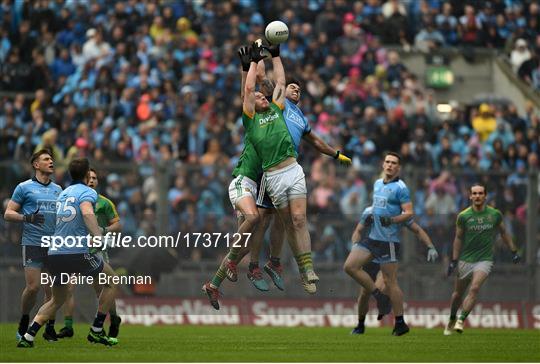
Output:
[427, 246, 439, 262]
[380, 216, 393, 227]
[447, 259, 457, 277]
[262, 40, 280, 57]
[364, 214, 374, 227]
[334, 151, 352, 166]
[237, 45, 251, 72]
[511, 250, 521, 264]
[24, 209, 45, 225]
[250, 40, 267, 63]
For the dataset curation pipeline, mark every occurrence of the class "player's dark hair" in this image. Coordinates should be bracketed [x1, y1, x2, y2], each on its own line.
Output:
[69, 158, 90, 182]
[469, 183, 487, 194]
[384, 151, 402, 164]
[286, 76, 302, 89]
[30, 149, 52, 167]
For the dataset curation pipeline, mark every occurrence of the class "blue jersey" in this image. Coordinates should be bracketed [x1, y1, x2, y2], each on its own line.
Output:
[10, 178, 62, 246]
[369, 178, 411, 243]
[283, 99, 311, 152]
[51, 183, 97, 255]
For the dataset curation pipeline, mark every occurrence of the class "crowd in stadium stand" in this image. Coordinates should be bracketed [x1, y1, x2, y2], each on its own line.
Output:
[1, 1, 539, 266]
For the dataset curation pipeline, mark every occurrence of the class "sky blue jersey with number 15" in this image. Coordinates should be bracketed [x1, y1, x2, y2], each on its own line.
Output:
[50, 182, 97, 255]
[369, 177, 411, 243]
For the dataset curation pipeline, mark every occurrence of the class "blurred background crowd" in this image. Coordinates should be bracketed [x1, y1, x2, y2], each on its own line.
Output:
[1, 0, 539, 271]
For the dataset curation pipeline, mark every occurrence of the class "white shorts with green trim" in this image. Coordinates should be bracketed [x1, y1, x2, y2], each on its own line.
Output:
[228, 175, 257, 209]
[458, 260, 493, 280]
[262, 162, 307, 209]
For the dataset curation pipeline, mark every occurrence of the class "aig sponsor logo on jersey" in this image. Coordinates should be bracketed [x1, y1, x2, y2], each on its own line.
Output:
[36, 199, 58, 212]
[373, 196, 387, 208]
[259, 112, 279, 126]
[285, 108, 304, 126]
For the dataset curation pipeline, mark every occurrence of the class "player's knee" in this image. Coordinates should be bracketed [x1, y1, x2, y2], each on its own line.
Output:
[469, 285, 481, 296]
[343, 261, 356, 276]
[291, 213, 306, 230]
[451, 291, 462, 301]
[244, 212, 261, 228]
[25, 282, 40, 295]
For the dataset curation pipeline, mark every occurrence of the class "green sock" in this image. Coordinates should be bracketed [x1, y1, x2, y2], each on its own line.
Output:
[449, 314, 456, 321]
[210, 266, 227, 288]
[459, 311, 470, 321]
[227, 248, 239, 262]
[294, 252, 313, 273]
[64, 316, 73, 329]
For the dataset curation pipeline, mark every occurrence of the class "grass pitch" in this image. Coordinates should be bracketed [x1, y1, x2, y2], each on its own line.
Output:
[1, 323, 539, 362]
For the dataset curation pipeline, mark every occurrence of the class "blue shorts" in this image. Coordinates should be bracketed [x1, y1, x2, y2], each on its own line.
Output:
[46, 253, 104, 286]
[358, 238, 400, 264]
[363, 261, 380, 280]
[22, 246, 48, 269]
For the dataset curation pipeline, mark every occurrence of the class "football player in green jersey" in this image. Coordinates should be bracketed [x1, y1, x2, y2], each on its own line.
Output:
[444, 183, 520, 335]
[57, 168, 122, 338]
[243, 40, 319, 293]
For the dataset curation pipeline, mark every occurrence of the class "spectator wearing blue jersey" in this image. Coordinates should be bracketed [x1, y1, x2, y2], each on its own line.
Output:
[342, 152, 414, 336]
[4, 149, 62, 342]
[17, 158, 118, 348]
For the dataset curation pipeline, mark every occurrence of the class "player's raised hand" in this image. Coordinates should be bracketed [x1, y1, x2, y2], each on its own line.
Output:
[237, 45, 251, 71]
[427, 246, 439, 262]
[447, 259, 457, 277]
[511, 250, 521, 264]
[24, 208, 45, 226]
[262, 38, 280, 57]
[250, 40, 267, 63]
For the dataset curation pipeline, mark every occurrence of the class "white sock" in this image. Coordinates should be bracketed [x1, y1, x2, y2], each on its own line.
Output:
[91, 326, 103, 333]
[24, 333, 35, 342]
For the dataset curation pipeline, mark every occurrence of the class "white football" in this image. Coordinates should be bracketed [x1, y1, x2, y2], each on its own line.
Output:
[265, 21, 289, 44]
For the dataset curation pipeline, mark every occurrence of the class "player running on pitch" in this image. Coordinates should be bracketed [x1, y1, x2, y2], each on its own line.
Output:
[444, 183, 520, 335]
[17, 158, 119, 348]
[345, 206, 439, 334]
[57, 168, 122, 338]
[341, 152, 414, 336]
[5, 149, 62, 342]
[243, 40, 320, 293]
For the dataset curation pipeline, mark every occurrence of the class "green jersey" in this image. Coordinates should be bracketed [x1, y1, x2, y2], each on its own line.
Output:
[243, 102, 297, 171]
[456, 205, 503, 262]
[95, 194, 119, 229]
[232, 138, 262, 182]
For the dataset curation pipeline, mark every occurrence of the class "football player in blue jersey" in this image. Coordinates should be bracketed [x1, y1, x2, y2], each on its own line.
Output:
[345, 206, 439, 334]
[5, 149, 62, 342]
[17, 158, 118, 348]
[342, 152, 414, 336]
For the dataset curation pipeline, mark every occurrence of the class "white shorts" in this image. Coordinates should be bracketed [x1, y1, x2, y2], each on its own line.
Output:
[458, 260, 493, 280]
[261, 162, 307, 209]
[228, 175, 257, 209]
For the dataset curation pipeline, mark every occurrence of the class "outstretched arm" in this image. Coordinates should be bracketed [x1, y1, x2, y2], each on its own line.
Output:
[268, 45, 286, 108]
[302, 131, 351, 165]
